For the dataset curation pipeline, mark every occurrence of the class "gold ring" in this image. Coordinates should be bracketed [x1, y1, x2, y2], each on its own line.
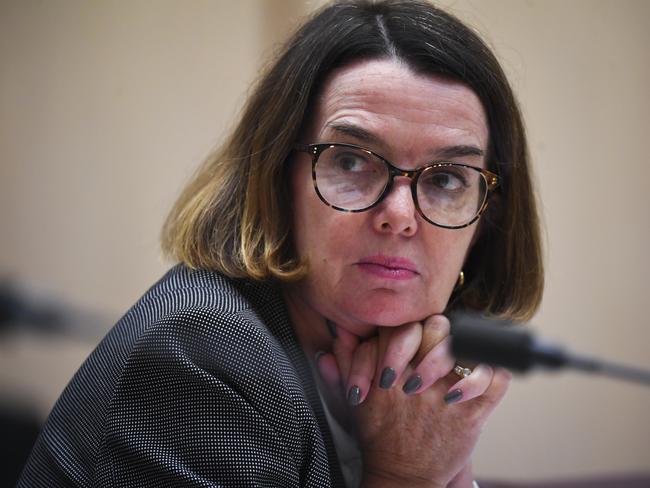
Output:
[454, 365, 472, 378]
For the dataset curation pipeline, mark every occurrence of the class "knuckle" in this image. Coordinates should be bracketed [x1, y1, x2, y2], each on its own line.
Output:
[423, 314, 450, 343]
[498, 367, 514, 383]
[385, 323, 421, 361]
[490, 368, 513, 395]
[399, 321, 423, 339]
[388, 339, 416, 364]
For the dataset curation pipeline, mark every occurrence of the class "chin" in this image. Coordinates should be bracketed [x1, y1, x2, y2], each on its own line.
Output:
[340, 297, 439, 330]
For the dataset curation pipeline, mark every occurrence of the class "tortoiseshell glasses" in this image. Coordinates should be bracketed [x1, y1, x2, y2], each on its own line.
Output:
[294, 142, 499, 229]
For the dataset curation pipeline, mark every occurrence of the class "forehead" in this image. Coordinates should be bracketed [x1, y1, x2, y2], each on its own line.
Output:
[306, 58, 489, 162]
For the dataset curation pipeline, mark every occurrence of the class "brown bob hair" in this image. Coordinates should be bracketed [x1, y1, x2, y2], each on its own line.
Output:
[162, 0, 544, 321]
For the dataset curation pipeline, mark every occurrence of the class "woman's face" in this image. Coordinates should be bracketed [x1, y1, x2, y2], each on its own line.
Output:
[288, 58, 489, 337]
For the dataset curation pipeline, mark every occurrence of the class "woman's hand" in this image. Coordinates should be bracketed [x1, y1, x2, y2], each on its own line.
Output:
[316, 316, 512, 487]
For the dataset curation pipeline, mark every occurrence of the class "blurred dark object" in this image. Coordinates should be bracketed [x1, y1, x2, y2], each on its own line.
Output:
[1, 279, 112, 486]
[0, 279, 111, 338]
[0, 280, 63, 333]
[450, 311, 650, 387]
[0, 399, 41, 488]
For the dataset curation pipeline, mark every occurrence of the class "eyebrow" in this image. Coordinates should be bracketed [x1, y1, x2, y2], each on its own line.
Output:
[326, 122, 485, 160]
[435, 145, 484, 159]
[326, 123, 382, 145]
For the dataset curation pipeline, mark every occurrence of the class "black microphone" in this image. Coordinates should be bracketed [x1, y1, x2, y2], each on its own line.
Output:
[0, 280, 111, 338]
[449, 312, 650, 387]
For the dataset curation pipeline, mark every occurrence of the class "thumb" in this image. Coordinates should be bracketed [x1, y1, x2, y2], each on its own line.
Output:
[315, 351, 342, 393]
[316, 322, 360, 393]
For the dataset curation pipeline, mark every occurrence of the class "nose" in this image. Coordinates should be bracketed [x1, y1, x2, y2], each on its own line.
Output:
[371, 177, 418, 236]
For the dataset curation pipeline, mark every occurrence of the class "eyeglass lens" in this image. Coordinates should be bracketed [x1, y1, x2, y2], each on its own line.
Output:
[313, 145, 488, 227]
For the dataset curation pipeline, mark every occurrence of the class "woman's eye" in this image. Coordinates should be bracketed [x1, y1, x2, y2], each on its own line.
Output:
[335, 153, 366, 171]
[429, 172, 464, 191]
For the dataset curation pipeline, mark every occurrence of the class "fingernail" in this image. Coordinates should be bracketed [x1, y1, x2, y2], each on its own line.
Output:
[379, 367, 396, 389]
[402, 374, 422, 395]
[347, 385, 361, 406]
[314, 351, 325, 363]
[325, 319, 337, 338]
[444, 389, 463, 404]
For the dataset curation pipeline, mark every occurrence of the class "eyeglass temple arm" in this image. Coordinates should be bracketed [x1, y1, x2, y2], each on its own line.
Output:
[293, 143, 312, 154]
[486, 173, 499, 191]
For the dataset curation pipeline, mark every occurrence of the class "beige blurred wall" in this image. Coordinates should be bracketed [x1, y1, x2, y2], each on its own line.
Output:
[1, 0, 648, 482]
[441, 0, 650, 480]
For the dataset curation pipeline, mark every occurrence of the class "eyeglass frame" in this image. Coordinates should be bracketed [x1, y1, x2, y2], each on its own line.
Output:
[293, 142, 500, 230]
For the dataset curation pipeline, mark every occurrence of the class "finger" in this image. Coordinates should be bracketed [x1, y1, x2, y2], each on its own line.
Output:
[443, 363, 494, 405]
[315, 351, 342, 394]
[413, 314, 450, 364]
[406, 336, 456, 395]
[478, 367, 513, 410]
[331, 324, 360, 381]
[377, 322, 422, 390]
[346, 338, 378, 406]
[401, 315, 451, 395]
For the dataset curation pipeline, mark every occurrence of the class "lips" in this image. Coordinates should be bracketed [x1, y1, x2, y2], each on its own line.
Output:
[355, 255, 419, 280]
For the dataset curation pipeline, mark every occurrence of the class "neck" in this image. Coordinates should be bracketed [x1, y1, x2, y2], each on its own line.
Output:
[282, 284, 356, 431]
[282, 286, 336, 359]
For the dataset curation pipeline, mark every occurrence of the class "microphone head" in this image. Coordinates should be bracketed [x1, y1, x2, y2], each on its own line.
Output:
[449, 312, 535, 372]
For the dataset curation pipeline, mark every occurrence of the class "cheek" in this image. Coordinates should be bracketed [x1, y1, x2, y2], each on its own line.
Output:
[291, 157, 360, 261]
[420, 227, 477, 291]
[292, 191, 340, 286]
[443, 230, 475, 265]
[294, 206, 360, 270]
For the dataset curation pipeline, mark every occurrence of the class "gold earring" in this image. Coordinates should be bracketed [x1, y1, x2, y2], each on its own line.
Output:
[455, 270, 465, 290]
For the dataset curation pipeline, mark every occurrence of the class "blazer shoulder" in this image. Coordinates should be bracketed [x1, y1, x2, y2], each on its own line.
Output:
[93, 306, 328, 487]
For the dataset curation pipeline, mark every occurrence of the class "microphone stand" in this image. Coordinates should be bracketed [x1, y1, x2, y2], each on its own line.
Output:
[449, 312, 650, 387]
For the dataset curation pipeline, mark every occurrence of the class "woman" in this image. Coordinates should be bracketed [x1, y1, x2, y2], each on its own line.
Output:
[19, 1, 543, 487]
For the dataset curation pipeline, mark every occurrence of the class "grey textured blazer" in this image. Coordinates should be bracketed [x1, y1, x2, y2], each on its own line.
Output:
[18, 265, 345, 487]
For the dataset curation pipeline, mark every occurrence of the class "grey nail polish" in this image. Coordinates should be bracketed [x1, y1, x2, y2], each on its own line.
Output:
[379, 367, 396, 389]
[402, 374, 422, 395]
[444, 389, 463, 404]
[347, 385, 361, 406]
